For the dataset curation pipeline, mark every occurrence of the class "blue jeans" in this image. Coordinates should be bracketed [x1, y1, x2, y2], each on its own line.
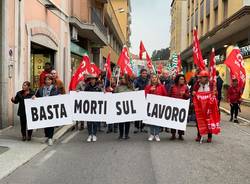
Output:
[87, 122, 97, 136]
[150, 125, 160, 136]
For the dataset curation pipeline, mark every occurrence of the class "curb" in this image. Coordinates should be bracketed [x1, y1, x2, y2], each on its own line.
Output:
[219, 107, 250, 125]
[53, 124, 74, 141]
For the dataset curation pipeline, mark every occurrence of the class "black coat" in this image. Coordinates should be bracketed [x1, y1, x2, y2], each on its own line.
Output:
[84, 83, 102, 92]
[160, 76, 174, 93]
[134, 76, 149, 90]
[12, 90, 35, 117]
[216, 76, 224, 100]
[35, 85, 60, 97]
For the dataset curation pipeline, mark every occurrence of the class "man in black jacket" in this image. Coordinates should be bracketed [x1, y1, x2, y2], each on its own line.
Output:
[133, 69, 149, 133]
[216, 70, 224, 108]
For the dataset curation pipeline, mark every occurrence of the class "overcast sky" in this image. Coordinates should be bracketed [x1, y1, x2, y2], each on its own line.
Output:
[130, 0, 171, 56]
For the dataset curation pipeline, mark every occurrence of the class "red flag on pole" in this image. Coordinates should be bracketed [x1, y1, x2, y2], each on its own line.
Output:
[209, 48, 216, 90]
[139, 41, 146, 60]
[90, 63, 101, 76]
[157, 63, 163, 75]
[69, 54, 91, 91]
[117, 46, 133, 77]
[177, 53, 182, 74]
[193, 28, 205, 70]
[104, 52, 112, 81]
[139, 41, 153, 70]
[224, 47, 246, 93]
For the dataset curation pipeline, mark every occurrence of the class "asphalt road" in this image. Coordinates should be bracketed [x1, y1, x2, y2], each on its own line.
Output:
[1, 113, 250, 184]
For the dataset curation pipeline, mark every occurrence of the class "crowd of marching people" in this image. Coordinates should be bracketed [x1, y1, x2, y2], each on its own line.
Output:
[11, 61, 243, 145]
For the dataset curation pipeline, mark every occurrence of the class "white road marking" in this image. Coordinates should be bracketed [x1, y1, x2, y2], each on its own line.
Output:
[61, 131, 79, 144]
[36, 150, 56, 166]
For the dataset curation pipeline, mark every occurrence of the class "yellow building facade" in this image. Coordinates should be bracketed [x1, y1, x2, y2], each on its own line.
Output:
[101, 0, 131, 66]
[172, 0, 250, 100]
[170, 0, 188, 55]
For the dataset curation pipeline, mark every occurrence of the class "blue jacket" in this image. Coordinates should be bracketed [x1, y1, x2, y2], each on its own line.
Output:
[134, 76, 149, 90]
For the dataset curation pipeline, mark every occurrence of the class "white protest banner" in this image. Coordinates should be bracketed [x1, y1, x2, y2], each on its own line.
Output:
[107, 90, 146, 124]
[144, 94, 190, 131]
[25, 95, 73, 130]
[70, 91, 110, 122]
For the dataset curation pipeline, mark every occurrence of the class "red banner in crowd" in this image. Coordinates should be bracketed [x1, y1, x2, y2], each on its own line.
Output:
[193, 28, 205, 70]
[224, 47, 246, 93]
[193, 92, 220, 136]
[69, 54, 91, 91]
[117, 46, 133, 77]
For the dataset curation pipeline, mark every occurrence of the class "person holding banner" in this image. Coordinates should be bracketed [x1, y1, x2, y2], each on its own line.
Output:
[33, 74, 60, 146]
[115, 74, 134, 140]
[169, 74, 190, 140]
[105, 77, 118, 134]
[193, 70, 216, 143]
[84, 74, 102, 142]
[145, 74, 167, 142]
[227, 78, 242, 123]
[11, 81, 35, 141]
[133, 69, 149, 133]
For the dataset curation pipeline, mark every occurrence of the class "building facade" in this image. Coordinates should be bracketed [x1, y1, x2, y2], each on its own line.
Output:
[171, 0, 250, 99]
[0, 0, 132, 129]
[170, 0, 187, 56]
[101, 0, 131, 68]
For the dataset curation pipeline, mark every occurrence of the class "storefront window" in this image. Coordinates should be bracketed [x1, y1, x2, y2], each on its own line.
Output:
[31, 43, 54, 89]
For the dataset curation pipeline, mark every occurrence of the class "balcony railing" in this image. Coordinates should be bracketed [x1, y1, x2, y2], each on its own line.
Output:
[91, 8, 107, 37]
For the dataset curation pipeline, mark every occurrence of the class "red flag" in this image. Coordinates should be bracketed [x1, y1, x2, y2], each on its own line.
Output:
[139, 41, 153, 70]
[139, 41, 146, 60]
[209, 48, 216, 90]
[157, 63, 163, 74]
[224, 47, 246, 93]
[193, 28, 205, 70]
[117, 47, 133, 76]
[193, 92, 220, 136]
[90, 63, 101, 76]
[104, 52, 112, 81]
[177, 53, 182, 74]
[69, 54, 91, 91]
[146, 52, 153, 69]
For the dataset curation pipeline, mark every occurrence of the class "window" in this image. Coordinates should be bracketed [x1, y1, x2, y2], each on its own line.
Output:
[214, 0, 218, 9]
[206, 0, 210, 17]
[207, 15, 210, 31]
[214, 7, 218, 26]
[200, 0, 204, 22]
[223, 0, 228, 19]
[200, 21, 204, 36]
[195, 9, 198, 27]
[191, 13, 194, 30]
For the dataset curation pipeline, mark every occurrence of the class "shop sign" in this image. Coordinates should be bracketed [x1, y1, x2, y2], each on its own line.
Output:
[240, 45, 250, 57]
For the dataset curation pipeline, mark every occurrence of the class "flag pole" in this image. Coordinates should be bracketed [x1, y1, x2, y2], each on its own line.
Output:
[116, 67, 121, 86]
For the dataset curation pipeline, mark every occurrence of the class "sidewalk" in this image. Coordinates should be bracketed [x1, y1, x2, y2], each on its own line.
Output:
[220, 101, 250, 124]
[0, 122, 73, 180]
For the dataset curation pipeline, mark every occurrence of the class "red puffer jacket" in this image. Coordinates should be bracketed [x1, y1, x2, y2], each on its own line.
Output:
[144, 84, 168, 96]
[227, 86, 241, 103]
[170, 84, 190, 99]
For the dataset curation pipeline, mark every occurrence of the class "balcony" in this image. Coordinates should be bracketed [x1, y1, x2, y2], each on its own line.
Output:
[69, 6, 108, 46]
[91, 8, 108, 37]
